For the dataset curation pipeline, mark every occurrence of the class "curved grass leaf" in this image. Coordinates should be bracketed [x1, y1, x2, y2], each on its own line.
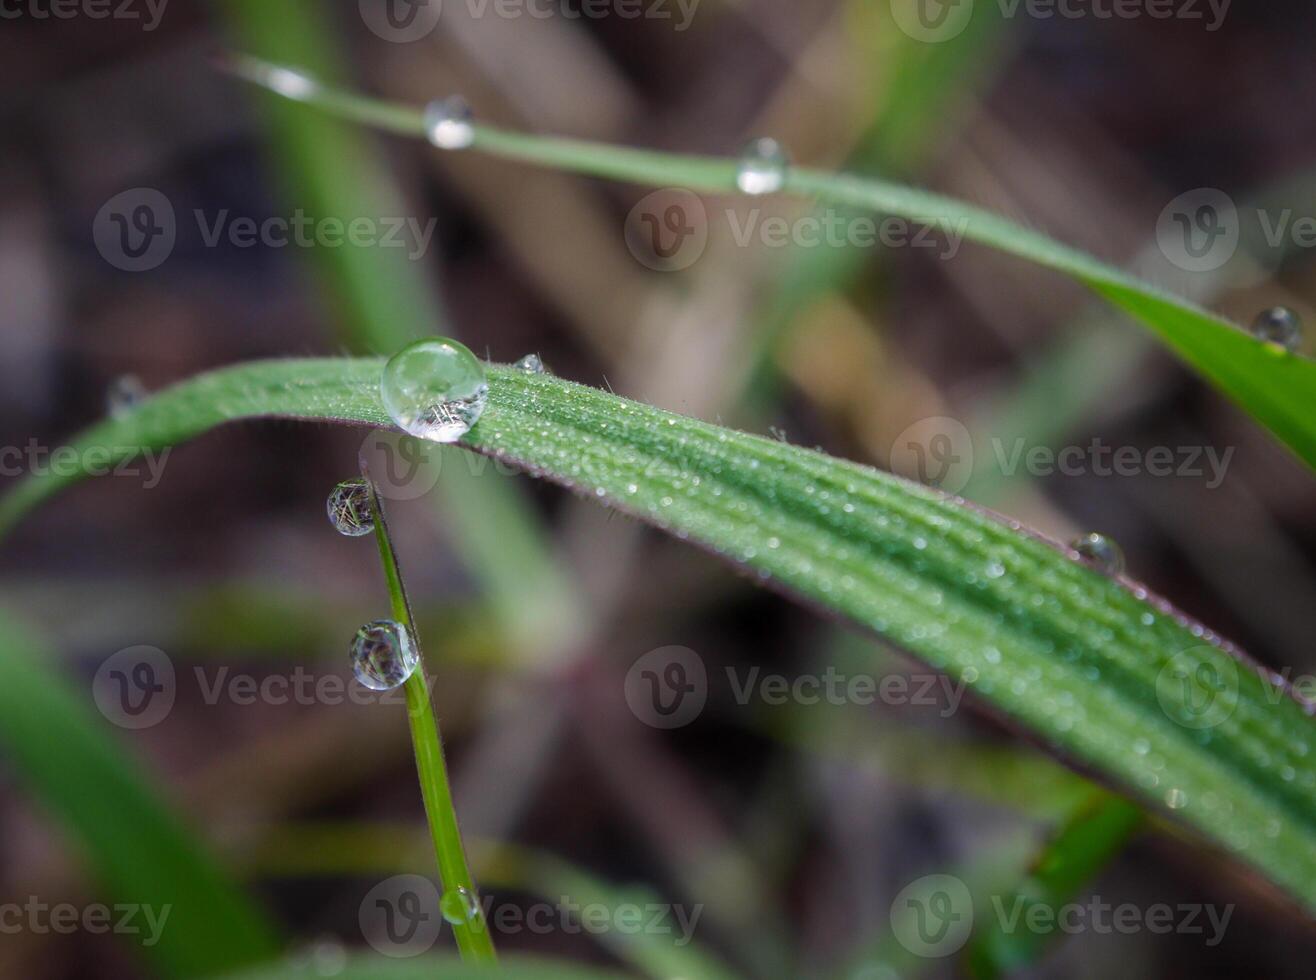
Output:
[222, 57, 1316, 473]
[0, 609, 279, 977]
[1, 359, 1313, 912]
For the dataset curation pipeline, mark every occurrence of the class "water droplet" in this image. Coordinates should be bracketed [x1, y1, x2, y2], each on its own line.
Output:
[107, 374, 148, 420]
[1071, 532, 1125, 576]
[439, 886, 481, 925]
[736, 137, 789, 195]
[424, 97, 475, 150]
[1165, 787, 1188, 810]
[326, 479, 374, 537]
[513, 353, 545, 374]
[350, 620, 419, 691]
[381, 338, 489, 443]
[265, 65, 317, 100]
[1251, 306, 1302, 353]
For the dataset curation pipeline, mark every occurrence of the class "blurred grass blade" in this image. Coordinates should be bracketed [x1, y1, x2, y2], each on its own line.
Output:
[1, 359, 1314, 910]
[965, 792, 1144, 977]
[223, 58, 1316, 473]
[0, 610, 279, 977]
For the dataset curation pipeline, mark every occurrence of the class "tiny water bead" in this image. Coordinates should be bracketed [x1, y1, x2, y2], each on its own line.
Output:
[736, 137, 789, 195]
[326, 479, 374, 537]
[350, 620, 419, 691]
[513, 353, 545, 374]
[106, 374, 148, 420]
[1071, 532, 1125, 577]
[424, 97, 475, 150]
[381, 337, 489, 443]
[1251, 306, 1302, 353]
[439, 886, 482, 926]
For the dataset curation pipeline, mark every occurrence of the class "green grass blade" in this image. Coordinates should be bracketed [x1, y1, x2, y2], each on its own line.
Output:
[364, 480, 498, 964]
[2, 358, 1313, 911]
[0, 610, 280, 977]
[964, 792, 1145, 977]
[222, 59, 1316, 472]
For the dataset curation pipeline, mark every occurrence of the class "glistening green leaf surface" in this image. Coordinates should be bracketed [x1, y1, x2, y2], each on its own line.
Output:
[2, 359, 1314, 909]
[224, 57, 1316, 472]
[0, 610, 279, 977]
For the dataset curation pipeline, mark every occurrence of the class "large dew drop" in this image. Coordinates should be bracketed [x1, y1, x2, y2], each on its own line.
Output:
[326, 479, 374, 537]
[439, 887, 482, 926]
[350, 620, 419, 691]
[1071, 532, 1125, 577]
[1251, 306, 1302, 354]
[736, 137, 789, 195]
[424, 97, 475, 150]
[381, 338, 489, 443]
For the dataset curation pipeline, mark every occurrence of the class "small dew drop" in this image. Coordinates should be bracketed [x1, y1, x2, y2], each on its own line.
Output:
[1071, 532, 1125, 576]
[1165, 787, 1188, 810]
[107, 374, 148, 420]
[350, 620, 419, 691]
[513, 353, 545, 374]
[1251, 306, 1302, 354]
[424, 96, 475, 150]
[265, 65, 317, 101]
[984, 560, 1006, 580]
[381, 338, 489, 443]
[736, 137, 789, 195]
[326, 479, 374, 537]
[439, 886, 481, 926]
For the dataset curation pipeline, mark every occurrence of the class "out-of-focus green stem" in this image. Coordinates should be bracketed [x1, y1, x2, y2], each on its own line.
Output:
[365, 477, 497, 965]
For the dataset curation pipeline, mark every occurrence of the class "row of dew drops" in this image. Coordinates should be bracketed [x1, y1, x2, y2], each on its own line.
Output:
[319, 341, 544, 934]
